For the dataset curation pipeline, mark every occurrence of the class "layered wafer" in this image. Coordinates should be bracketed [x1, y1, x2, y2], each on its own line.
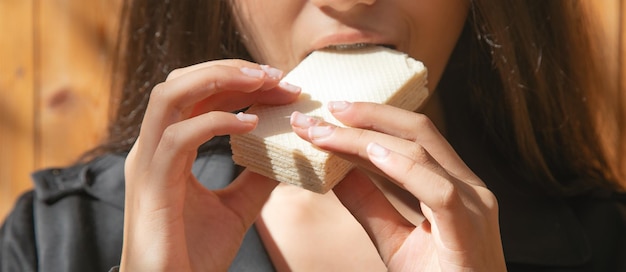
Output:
[230, 46, 428, 193]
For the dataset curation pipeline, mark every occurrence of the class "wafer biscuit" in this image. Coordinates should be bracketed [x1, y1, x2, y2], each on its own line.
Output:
[230, 46, 428, 193]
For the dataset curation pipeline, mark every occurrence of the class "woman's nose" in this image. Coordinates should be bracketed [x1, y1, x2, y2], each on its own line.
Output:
[310, 0, 376, 12]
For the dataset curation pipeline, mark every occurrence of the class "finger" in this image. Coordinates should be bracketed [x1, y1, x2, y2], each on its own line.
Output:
[366, 141, 503, 256]
[363, 141, 469, 251]
[166, 59, 283, 83]
[146, 112, 258, 191]
[290, 111, 390, 177]
[333, 169, 414, 264]
[218, 169, 279, 227]
[365, 142, 461, 215]
[191, 81, 301, 116]
[167, 60, 285, 94]
[291, 111, 424, 177]
[291, 111, 418, 162]
[328, 102, 481, 185]
[138, 65, 269, 164]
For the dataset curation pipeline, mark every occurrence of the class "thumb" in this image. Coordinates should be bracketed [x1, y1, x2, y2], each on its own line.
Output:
[219, 169, 279, 226]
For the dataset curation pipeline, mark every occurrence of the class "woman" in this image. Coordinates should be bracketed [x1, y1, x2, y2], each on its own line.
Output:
[2, 0, 624, 271]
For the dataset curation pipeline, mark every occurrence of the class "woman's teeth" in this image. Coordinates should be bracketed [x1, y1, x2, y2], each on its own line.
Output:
[323, 43, 396, 51]
[324, 43, 373, 50]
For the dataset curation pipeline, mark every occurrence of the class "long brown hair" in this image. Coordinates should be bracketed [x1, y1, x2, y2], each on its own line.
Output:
[89, 0, 623, 195]
[88, 0, 251, 156]
[463, 1, 622, 193]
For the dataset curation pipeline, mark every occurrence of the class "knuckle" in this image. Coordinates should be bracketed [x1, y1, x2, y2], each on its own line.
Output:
[166, 68, 185, 81]
[205, 78, 220, 92]
[202, 113, 219, 130]
[149, 83, 169, 103]
[481, 189, 500, 213]
[197, 66, 223, 92]
[354, 129, 371, 156]
[159, 125, 182, 150]
[437, 180, 459, 209]
[354, 128, 367, 141]
[404, 144, 460, 210]
[399, 113, 436, 142]
[408, 144, 431, 165]
[413, 113, 436, 131]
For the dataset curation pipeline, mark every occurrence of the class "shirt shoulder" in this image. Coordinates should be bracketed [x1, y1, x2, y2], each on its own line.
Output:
[1, 191, 38, 272]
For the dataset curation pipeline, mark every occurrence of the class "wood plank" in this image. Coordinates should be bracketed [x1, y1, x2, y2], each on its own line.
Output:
[586, 0, 620, 92]
[0, 0, 36, 220]
[616, 0, 626, 183]
[583, 0, 626, 183]
[37, 0, 121, 169]
[0, 0, 121, 220]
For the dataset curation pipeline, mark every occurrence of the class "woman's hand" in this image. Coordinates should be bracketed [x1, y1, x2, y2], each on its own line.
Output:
[120, 60, 300, 271]
[290, 102, 506, 271]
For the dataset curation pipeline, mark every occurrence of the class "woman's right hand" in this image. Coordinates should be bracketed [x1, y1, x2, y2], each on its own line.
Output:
[120, 60, 300, 271]
[290, 103, 505, 271]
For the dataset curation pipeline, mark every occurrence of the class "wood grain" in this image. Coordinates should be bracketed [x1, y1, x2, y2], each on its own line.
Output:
[37, 0, 119, 169]
[585, 0, 626, 183]
[0, 0, 121, 220]
[0, 0, 36, 220]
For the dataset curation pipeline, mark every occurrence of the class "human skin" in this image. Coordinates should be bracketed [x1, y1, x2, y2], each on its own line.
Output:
[121, 0, 507, 271]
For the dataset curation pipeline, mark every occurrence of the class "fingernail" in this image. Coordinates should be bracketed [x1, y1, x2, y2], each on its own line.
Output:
[279, 81, 302, 94]
[328, 101, 352, 113]
[308, 126, 335, 140]
[260, 65, 284, 80]
[290, 111, 319, 128]
[367, 142, 390, 160]
[236, 112, 258, 123]
[240, 67, 265, 78]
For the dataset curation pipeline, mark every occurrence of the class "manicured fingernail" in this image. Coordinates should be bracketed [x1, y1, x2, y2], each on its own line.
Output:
[240, 67, 265, 78]
[290, 111, 318, 128]
[367, 142, 390, 160]
[236, 112, 258, 123]
[308, 126, 335, 140]
[260, 65, 284, 80]
[279, 81, 302, 94]
[328, 101, 352, 113]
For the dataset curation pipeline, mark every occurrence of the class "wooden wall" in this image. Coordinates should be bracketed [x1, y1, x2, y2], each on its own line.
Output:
[583, 0, 626, 185]
[0, 1, 624, 221]
[0, 0, 121, 220]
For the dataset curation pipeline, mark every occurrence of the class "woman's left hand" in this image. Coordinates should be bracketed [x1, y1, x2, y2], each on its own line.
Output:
[290, 101, 506, 271]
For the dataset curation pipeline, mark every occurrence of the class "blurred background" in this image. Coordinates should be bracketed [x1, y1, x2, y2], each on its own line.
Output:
[0, 0, 121, 219]
[0, 0, 624, 220]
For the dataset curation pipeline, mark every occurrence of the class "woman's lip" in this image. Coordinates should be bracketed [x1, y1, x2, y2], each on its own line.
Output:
[307, 32, 396, 57]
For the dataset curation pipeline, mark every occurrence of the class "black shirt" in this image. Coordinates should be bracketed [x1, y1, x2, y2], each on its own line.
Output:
[1, 137, 625, 271]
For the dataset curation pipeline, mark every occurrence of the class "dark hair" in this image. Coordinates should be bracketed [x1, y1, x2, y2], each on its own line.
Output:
[461, 1, 622, 194]
[88, 0, 251, 155]
[88, 0, 623, 195]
